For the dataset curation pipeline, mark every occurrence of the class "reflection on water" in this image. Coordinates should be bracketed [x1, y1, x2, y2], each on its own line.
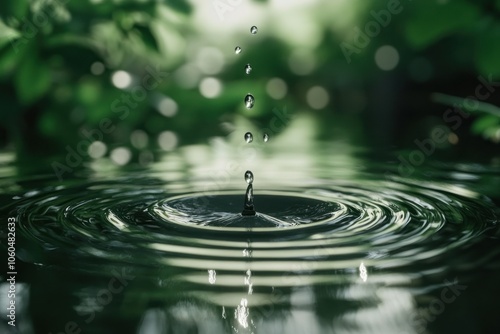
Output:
[208, 270, 217, 285]
[359, 262, 368, 282]
[0, 124, 499, 333]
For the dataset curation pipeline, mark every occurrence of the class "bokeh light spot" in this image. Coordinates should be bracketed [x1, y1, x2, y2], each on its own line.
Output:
[130, 130, 149, 149]
[88, 141, 107, 159]
[375, 45, 400, 71]
[266, 78, 288, 100]
[306, 86, 330, 110]
[110, 147, 132, 165]
[199, 77, 223, 99]
[111, 71, 132, 89]
[158, 131, 178, 151]
[90, 62, 105, 75]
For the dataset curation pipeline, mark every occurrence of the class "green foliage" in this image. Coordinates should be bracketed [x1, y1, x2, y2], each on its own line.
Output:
[405, 1, 481, 49]
[400, 0, 500, 144]
[432, 93, 500, 142]
[14, 49, 52, 105]
[475, 21, 500, 76]
[0, 19, 20, 49]
[1, 0, 500, 156]
[0, 2, 29, 19]
[471, 114, 500, 137]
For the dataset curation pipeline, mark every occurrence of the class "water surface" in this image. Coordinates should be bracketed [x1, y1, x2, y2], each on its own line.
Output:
[0, 140, 499, 334]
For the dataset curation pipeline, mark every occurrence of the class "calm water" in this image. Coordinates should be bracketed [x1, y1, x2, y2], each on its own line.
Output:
[0, 138, 499, 334]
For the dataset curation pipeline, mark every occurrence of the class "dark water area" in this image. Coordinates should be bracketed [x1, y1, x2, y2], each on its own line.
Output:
[1, 139, 499, 334]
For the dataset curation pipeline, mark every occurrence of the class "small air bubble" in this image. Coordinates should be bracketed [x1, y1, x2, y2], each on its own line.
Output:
[250, 26, 258, 35]
[244, 94, 254, 109]
[244, 132, 253, 143]
[245, 64, 252, 75]
[235, 46, 242, 54]
[245, 171, 254, 184]
[263, 133, 269, 142]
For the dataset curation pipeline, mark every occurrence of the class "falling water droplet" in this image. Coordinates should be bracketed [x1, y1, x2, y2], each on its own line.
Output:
[222, 306, 226, 319]
[245, 64, 252, 75]
[244, 132, 253, 143]
[235, 46, 242, 54]
[250, 26, 258, 34]
[245, 171, 254, 184]
[244, 94, 254, 109]
[263, 133, 269, 142]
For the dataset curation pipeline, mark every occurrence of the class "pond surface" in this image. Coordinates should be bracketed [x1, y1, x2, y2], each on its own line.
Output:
[0, 138, 499, 334]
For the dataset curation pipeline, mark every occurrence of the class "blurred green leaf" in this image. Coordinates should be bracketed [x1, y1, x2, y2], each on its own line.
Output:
[432, 93, 500, 117]
[165, 0, 191, 14]
[45, 33, 94, 49]
[132, 25, 158, 51]
[484, 126, 500, 140]
[405, 1, 480, 49]
[0, 19, 20, 50]
[0, 48, 19, 78]
[0, 2, 29, 19]
[471, 115, 500, 135]
[14, 53, 52, 105]
[32, 0, 72, 24]
[475, 22, 500, 76]
[77, 79, 101, 106]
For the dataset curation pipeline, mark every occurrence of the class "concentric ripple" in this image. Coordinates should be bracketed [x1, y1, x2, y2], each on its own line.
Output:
[4, 173, 498, 289]
[2, 144, 500, 333]
[2, 155, 500, 334]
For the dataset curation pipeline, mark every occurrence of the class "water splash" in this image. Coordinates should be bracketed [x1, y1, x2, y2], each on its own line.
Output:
[242, 171, 255, 216]
[263, 133, 269, 142]
[242, 184, 255, 216]
[2, 157, 499, 334]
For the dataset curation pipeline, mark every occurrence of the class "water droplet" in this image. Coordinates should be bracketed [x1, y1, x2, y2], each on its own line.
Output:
[244, 94, 254, 109]
[244, 132, 253, 143]
[250, 26, 258, 34]
[245, 171, 254, 184]
[245, 64, 252, 75]
[263, 133, 269, 142]
[235, 46, 242, 54]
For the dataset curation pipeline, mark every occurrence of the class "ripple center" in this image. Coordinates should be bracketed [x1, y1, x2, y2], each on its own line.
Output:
[153, 191, 340, 229]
